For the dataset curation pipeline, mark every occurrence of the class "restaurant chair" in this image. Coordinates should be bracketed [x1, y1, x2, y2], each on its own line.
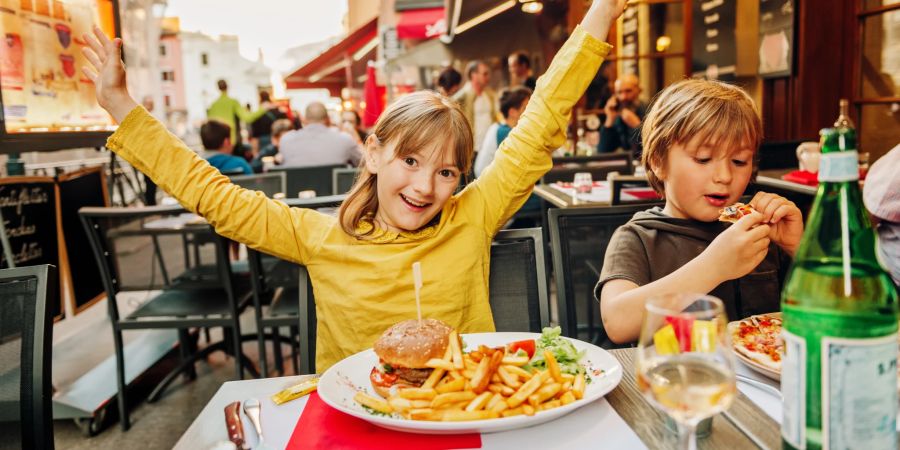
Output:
[548, 203, 662, 347]
[0, 265, 56, 450]
[332, 167, 358, 195]
[270, 164, 348, 198]
[79, 205, 254, 431]
[609, 175, 660, 205]
[292, 228, 549, 374]
[756, 139, 804, 170]
[228, 171, 287, 198]
[542, 152, 633, 184]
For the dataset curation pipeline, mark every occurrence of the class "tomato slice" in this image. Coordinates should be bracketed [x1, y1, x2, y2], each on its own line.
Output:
[508, 339, 536, 359]
[369, 366, 398, 387]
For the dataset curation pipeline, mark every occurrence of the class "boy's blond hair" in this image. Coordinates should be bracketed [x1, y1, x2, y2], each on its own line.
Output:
[641, 78, 762, 196]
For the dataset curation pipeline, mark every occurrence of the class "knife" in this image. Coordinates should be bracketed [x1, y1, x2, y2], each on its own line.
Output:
[224, 401, 246, 450]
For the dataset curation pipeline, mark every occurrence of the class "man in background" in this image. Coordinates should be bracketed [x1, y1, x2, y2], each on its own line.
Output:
[598, 73, 647, 154]
[200, 120, 252, 175]
[508, 52, 537, 91]
[279, 102, 361, 168]
[453, 60, 498, 160]
[249, 91, 287, 155]
[207, 79, 267, 152]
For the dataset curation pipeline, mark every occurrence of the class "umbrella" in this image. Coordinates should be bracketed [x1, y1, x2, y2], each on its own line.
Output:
[363, 62, 385, 128]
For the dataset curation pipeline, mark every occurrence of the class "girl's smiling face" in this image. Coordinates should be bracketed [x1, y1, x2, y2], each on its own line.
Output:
[653, 134, 755, 222]
[366, 138, 461, 233]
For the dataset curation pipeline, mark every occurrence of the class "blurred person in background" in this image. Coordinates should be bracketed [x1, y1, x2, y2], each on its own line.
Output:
[474, 87, 532, 177]
[200, 120, 252, 175]
[341, 109, 368, 144]
[863, 144, 900, 286]
[598, 73, 646, 154]
[508, 51, 537, 91]
[436, 67, 462, 97]
[453, 60, 498, 160]
[251, 118, 294, 173]
[279, 101, 361, 168]
[249, 91, 287, 155]
[207, 79, 268, 153]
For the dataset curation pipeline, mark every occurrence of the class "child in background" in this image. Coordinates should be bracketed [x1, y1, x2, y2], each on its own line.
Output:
[474, 86, 532, 177]
[81, 0, 627, 371]
[597, 78, 804, 344]
[200, 119, 253, 175]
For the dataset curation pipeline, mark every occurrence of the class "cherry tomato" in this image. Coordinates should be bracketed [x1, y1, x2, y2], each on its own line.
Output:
[507, 339, 536, 359]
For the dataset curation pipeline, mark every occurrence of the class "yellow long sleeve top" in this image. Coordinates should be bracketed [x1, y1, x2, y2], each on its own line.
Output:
[106, 27, 610, 372]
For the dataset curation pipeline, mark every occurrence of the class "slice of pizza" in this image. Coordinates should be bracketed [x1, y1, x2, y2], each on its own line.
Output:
[718, 203, 758, 223]
[731, 314, 783, 373]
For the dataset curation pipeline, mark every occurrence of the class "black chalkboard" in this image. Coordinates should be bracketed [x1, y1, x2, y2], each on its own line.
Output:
[57, 167, 108, 313]
[0, 177, 62, 320]
[691, 0, 738, 81]
[758, 0, 794, 78]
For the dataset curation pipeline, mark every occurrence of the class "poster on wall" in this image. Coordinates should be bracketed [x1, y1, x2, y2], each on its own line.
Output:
[0, 0, 118, 152]
[758, 0, 793, 78]
[690, 0, 737, 81]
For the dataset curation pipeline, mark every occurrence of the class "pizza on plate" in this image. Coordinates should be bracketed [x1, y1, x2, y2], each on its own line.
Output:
[718, 203, 758, 223]
[730, 313, 783, 373]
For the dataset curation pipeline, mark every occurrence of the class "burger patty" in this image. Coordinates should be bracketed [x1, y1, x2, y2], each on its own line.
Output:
[394, 366, 433, 385]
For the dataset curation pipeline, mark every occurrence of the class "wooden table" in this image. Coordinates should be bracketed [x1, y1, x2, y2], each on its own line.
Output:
[176, 348, 784, 449]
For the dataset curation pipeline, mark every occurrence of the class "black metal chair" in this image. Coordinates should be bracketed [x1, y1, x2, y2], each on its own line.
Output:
[609, 175, 661, 205]
[543, 152, 634, 184]
[332, 167, 358, 195]
[289, 227, 549, 374]
[79, 205, 254, 430]
[229, 172, 287, 198]
[0, 264, 56, 450]
[271, 164, 348, 198]
[548, 203, 662, 347]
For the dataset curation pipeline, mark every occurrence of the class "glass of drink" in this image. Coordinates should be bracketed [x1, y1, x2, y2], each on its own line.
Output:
[635, 294, 736, 450]
[573, 172, 593, 194]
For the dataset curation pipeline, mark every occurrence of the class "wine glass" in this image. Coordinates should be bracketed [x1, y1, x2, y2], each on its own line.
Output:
[635, 294, 737, 450]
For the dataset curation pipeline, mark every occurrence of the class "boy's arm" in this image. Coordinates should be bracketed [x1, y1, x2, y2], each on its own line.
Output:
[466, 0, 625, 233]
[600, 212, 772, 343]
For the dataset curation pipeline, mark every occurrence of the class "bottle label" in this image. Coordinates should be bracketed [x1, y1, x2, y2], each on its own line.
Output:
[822, 334, 898, 450]
[818, 151, 859, 182]
[782, 329, 807, 449]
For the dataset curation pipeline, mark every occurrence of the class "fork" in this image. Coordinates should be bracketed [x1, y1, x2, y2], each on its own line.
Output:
[242, 398, 272, 450]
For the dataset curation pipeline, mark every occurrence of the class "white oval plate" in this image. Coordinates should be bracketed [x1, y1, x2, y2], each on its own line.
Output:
[317, 332, 623, 434]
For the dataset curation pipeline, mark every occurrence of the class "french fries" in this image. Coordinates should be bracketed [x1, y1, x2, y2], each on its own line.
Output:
[354, 332, 589, 422]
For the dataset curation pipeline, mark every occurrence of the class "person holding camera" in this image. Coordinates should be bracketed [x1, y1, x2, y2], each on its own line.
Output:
[598, 73, 647, 153]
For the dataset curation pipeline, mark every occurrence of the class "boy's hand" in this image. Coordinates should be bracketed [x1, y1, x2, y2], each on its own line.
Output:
[81, 26, 136, 122]
[702, 212, 771, 281]
[750, 192, 804, 256]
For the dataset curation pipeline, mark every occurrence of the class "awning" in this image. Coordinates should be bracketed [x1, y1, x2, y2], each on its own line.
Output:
[285, 17, 378, 96]
[397, 7, 446, 40]
[442, 0, 516, 43]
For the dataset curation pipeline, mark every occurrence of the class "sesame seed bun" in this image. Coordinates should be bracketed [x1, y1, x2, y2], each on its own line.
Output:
[374, 318, 453, 369]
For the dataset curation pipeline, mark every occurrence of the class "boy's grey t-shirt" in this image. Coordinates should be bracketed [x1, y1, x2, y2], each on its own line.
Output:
[596, 206, 791, 321]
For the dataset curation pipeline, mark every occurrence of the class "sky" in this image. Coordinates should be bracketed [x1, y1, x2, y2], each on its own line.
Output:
[164, 0, 348, 68]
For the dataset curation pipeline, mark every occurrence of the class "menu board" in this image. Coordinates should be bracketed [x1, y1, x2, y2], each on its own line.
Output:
[619, 6, 638, 76]
[0, 176, 62, 320]
[758, 0, 793, 78]
[57, 166, 105, 313]
[0, 0, 117, 138]
[691, 0, 737, 81]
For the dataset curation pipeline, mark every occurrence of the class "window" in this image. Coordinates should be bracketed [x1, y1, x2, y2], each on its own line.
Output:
[855, 2, 900, 160]
[159, 44, 166, 56]
[161, 71, 175, 82]
[164, 95, 171, 107]
[201, 53, 209, 66]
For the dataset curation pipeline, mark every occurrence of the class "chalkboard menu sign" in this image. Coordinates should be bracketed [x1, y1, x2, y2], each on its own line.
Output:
[758, 0, 794, 78]
[0, 176, 62, 320]
[620, 6, 639, 76]
[57, 167, 108, 313]
[691, 0, 737, 81]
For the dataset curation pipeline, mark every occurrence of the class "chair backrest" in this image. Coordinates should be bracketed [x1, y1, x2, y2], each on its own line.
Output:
[271, 164, 348, 198]
[609, 175, 661, 205]
[548, 204, 661, 346]
[229, 172, 287, 198]
[543, 152, 634, 184]
[0, 264, 56, 450]
[332, 168, 358, 195]
[489, 228, 549, 332]
[757, 139, 804, 170]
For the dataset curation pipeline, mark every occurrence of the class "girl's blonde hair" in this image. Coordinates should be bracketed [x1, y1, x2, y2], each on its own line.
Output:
[641, 78, 762, 196]
[338, 91, 473, 237]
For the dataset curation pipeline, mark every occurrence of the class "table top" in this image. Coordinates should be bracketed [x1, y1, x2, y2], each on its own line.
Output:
[176, 348, 785, 449]
[755, 169, 818, 196]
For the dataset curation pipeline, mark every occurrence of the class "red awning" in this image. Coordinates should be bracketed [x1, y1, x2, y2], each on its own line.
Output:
[396, 7, 446, 40]
[285, 18, 378, 96]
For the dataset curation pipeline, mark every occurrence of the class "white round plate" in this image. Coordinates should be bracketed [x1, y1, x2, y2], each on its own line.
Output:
[317, 332, 623, 434]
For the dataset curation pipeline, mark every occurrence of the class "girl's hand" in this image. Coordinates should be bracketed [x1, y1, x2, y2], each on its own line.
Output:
[749, 191, 804, 256]
[701, 212, 772, 281]
[81, 26, 136, 122]
[581, 0, 628, 40]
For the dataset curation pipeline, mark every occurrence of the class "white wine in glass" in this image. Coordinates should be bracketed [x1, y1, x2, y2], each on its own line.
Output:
[636, 294, 737, 449]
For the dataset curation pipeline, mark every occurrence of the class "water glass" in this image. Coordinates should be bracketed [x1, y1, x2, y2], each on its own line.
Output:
[635, 294, 736, 450]
[573, 172, 593, 194]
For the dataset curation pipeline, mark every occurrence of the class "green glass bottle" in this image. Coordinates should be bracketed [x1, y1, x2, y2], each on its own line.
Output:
[781, 100, 899, 450]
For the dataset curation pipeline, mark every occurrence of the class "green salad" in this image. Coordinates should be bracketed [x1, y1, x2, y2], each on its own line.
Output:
[524, 327, 586, 375]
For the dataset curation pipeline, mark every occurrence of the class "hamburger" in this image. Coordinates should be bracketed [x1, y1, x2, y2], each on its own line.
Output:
[370, 318, 453, 398]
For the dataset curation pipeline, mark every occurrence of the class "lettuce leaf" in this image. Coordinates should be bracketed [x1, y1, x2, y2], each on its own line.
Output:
[524, 326, 585, 375]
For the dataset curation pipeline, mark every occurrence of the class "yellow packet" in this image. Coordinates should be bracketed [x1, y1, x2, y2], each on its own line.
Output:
[271, 377, 319, 405]
[691, 320, 717, 353]
[653, 324, 679, 355]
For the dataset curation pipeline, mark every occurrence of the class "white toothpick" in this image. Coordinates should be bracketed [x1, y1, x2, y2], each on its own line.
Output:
[412, 261, 423, 324]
